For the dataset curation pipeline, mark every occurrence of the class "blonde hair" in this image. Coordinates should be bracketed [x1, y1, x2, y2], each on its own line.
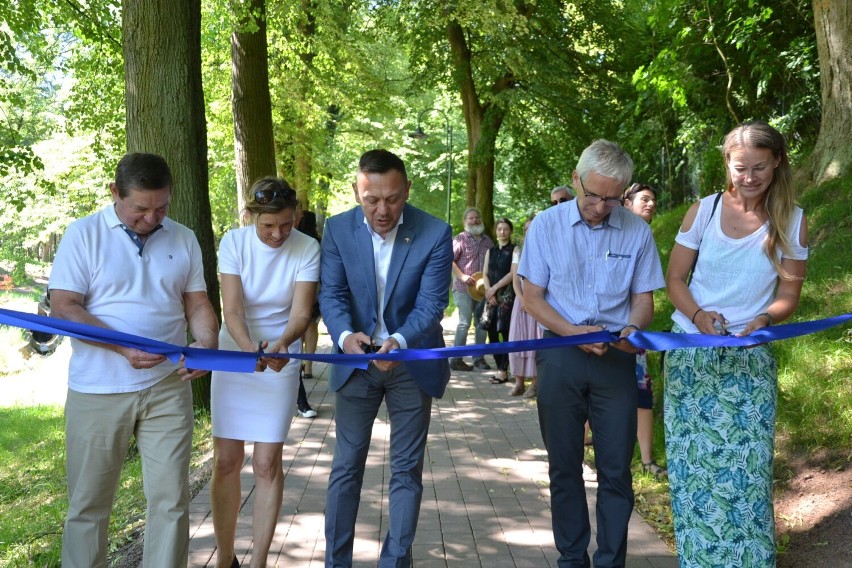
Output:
[722, 121, 796, 278]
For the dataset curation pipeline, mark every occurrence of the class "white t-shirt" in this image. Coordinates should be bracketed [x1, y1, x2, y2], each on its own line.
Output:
[49, 205, 208, 393]
[671, 194, 808, 334]
[217, 226, 320, 347]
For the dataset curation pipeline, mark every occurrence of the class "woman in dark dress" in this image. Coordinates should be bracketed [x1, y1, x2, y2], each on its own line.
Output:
[482, 217, 516, 383]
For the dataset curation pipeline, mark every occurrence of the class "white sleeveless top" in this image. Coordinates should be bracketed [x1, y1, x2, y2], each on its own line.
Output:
[671, 194, 808, 334]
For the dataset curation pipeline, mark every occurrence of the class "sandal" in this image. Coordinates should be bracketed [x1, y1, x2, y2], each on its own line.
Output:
[509, 382, 525, 396]
[489, 375, 508, 384]
[642, 461, 668, 478]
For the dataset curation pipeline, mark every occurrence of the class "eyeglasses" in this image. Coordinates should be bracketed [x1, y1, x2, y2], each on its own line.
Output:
[579, 177, 623, 207]
[729, 164, 772, 179]
[550, 197, 570, 206]
[254, 188, 294, 204]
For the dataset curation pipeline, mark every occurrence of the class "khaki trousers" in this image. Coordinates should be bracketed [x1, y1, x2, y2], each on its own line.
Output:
[62, 372, 193, 568]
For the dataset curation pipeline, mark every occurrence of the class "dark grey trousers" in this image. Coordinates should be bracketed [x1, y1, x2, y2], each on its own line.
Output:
[537, 335, 637, 568]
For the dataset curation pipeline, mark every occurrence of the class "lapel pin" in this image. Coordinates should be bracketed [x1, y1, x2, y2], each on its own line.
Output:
[404, 237, 411, 243]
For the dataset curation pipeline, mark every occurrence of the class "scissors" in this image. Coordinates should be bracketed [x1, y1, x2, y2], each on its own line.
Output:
[714, 314, 731, 336]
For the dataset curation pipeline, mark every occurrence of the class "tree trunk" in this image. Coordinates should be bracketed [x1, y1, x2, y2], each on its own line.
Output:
[231, 0, 277, 218]
[810, 0, 852, 183]
[447, 20, 509, 235]
[123, 0, 221, 409]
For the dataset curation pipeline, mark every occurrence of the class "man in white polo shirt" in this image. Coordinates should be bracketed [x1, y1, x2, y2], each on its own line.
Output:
[49, 152, 219, 568]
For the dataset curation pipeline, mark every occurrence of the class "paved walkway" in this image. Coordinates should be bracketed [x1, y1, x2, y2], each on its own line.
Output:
[188, 328, 677, 567]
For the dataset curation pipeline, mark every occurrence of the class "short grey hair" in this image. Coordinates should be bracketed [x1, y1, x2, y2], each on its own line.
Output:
[462, 207, 481, 222]
[576, 139, 634, 188]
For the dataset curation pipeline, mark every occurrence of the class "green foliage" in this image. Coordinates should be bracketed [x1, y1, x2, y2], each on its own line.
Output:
[624, 0, 820, 206]
[0, 407, 214, 567]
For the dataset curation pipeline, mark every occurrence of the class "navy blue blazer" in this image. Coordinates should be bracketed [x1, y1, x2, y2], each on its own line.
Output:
[319, 203, 453, 398]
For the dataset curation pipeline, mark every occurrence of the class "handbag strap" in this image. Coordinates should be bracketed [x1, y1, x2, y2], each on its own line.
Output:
[687, 192, 723, 285]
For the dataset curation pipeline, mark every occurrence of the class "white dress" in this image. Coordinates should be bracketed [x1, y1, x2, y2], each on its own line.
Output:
[211, 226, 321, 443]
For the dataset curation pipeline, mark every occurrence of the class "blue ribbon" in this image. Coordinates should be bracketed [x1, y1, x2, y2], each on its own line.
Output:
[3, 308, 849, 374]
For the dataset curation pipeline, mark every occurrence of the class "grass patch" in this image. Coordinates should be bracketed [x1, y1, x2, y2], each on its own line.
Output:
[0, 406, 213, 567]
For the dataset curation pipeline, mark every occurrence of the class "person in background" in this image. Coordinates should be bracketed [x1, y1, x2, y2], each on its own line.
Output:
[50, 152, 219, 567]
[482, 217, 516, 384]
[550, 185, 574, 206]
[664, 121, 808, 567]
[622, 182, 666, 478]
[507, 214, 542, 397]
[449, 207, 494, 371]
[294, 200, 320, 419]
[320, 149, 453, 567]
[519, 139, 664, 567]
[210, 178, 320, 568]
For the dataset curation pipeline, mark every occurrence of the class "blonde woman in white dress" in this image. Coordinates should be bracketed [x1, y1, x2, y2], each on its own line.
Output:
[210, 177, 320, 568]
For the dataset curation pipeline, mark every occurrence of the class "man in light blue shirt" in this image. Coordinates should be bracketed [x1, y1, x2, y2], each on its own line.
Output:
[519, 139, 664, 568]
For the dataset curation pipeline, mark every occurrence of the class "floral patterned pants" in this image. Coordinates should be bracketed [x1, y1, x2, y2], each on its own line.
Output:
[664, 324, 777, 568]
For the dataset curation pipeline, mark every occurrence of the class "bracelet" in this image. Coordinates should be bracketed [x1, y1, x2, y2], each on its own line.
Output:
[756, 312, 773, 325]
[691, 308, 704, 323]
[623, 324, 640, 333]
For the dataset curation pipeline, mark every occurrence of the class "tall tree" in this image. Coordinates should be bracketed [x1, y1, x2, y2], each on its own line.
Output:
[123, 0, 221, 408]
[393, 1, 631, 232]
[231, 0, 277, 213]
[446, 20, 510, 228]
[810, 0, 851, 182]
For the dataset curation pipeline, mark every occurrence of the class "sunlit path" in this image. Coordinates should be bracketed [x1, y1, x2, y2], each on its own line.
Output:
[188, 318, 676, 567]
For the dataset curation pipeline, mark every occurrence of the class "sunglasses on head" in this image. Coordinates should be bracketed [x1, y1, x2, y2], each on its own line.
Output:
[254, 188, 293, 204]
[551, 197, 570, 206]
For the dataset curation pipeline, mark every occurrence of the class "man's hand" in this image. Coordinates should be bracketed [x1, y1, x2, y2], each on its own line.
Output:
[611, 326, 640, 354]
[372, 337, 401, 372]
[177, 341, 214, 381]
[572, 325, 609, 356]
[343, 332, 373, 355]
[119, 346, 168, 369]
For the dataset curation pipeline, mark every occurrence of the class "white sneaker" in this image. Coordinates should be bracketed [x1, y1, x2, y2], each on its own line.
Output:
[582, 462, 598, 483]
[297, 408, 317, 419]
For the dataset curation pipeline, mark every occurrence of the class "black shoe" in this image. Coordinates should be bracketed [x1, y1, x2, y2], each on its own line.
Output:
[450, 359, 473, 371]
[473, 360, 491, 371]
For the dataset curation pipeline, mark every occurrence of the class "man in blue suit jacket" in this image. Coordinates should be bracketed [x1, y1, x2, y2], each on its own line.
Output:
[320, 149, 453, 567]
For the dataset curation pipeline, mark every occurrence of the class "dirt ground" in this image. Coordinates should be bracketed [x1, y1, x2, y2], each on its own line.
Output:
[774, 451, 852, 567]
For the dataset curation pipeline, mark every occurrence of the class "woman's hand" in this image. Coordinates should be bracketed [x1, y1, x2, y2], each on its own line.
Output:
[486, 288, 498, 305]
[693, 309, 729, 335]
[246, 340, 269, 372]
[738, 313, 771, 336]
[484, 285, 496, 302]
[261, 338, 290, 372]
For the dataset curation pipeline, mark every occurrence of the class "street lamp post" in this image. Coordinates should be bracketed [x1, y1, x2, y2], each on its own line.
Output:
[410, 108, 453, 225]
